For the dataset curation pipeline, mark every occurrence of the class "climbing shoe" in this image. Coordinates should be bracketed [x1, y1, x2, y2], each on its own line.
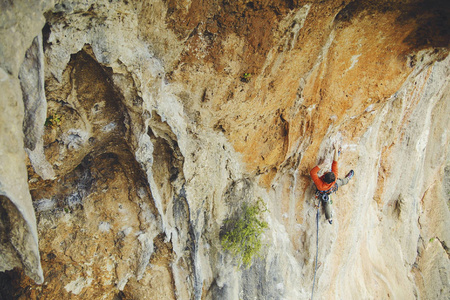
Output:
[346, 170, 354, 180]
[328, 219, 333, 225]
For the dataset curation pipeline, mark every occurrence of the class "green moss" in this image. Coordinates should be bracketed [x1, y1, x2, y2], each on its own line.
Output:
[220, 198, 269, 268]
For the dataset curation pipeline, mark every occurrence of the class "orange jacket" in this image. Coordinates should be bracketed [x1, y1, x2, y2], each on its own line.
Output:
[310, 161, 338, 191]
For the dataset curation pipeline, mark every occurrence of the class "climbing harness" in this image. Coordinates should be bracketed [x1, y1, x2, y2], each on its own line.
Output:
[315, 182, 338, 204]
[315, 184, 338, 200]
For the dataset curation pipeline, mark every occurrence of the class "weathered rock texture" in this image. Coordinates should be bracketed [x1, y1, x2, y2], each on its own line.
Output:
[0, 0, 449, 299]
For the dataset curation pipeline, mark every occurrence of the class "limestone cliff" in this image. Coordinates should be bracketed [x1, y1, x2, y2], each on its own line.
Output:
[0, 0, 449, 299]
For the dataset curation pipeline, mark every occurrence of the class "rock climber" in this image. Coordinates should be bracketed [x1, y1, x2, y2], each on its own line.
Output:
[310, 143, 354, 224]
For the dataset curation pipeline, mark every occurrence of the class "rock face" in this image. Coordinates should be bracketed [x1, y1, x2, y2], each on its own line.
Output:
[0, 0, 449, 299]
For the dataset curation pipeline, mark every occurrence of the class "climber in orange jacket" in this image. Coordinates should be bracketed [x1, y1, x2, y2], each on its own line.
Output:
[310, 143, 354, 224]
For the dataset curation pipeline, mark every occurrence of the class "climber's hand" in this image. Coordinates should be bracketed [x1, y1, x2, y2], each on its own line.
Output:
[333, 142, 341, 161]
[333, 142, 341, 152]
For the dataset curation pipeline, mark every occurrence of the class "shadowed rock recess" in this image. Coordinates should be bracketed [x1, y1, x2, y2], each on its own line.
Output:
[0, 0, 449, 299]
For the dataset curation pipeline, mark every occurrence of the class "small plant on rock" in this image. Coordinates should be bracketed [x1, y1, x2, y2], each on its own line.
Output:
[220, 198, 269, 268]
[241, 72, 252, 83]
[45, 113, 63, 129]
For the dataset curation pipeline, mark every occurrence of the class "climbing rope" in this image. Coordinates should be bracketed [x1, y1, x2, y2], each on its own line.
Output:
[311, 206, 320, 300]
[311, 146, 340, 299]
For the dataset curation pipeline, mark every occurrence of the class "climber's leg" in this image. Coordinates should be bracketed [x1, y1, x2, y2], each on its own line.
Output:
[323, 200, 332, 222]
[336, 170, 354, 187]
[336, 177, 349, 186]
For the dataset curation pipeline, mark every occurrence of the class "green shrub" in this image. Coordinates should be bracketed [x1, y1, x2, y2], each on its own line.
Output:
[221, 198, 269, 268]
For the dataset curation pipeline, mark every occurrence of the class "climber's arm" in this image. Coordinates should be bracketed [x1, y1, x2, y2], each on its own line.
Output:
[334, 144, 340, 161]
[310, 166, 324, 189]
[332, 143, 340, 177]
[311, 166, 324, 208]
